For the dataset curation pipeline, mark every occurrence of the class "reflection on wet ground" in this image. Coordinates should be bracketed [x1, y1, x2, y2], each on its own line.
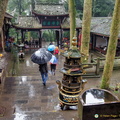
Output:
[0, 47, 120, 120]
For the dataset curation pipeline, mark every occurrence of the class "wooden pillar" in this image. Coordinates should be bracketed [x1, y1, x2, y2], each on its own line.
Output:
[5, 23, 9, 40]
[107, 37, 109, 46]
[56, 30, 59, 47]
[60, 29, 63, 49]
[23, 31, 25, 41]
[76, 29, 79, 47]
[21, 30, 24, 43]
[90, 53, 94, 63]
[95, 57, 100, 75]
[92, 34, 96, 50]
[38, 30, 42, 48]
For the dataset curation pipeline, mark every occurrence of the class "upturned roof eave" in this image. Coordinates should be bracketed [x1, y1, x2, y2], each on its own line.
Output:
[5, 12, 13, 19]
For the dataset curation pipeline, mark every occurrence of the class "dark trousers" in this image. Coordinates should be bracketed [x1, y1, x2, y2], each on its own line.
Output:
[50, 64, 56, 75]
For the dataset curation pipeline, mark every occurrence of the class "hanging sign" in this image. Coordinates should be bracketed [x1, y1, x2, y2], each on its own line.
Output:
[42, 20, 60, 26]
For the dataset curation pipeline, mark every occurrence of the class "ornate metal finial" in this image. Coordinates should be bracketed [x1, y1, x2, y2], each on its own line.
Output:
[72, 36, 77, 50]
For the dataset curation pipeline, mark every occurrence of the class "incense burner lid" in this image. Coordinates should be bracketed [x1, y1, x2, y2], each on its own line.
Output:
[62, 49, 81, 58]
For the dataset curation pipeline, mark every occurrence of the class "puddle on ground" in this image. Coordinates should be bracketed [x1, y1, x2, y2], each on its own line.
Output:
[47, 85, 56, 90]
[54, 104, 61, 111]
[14, 113, 27, 120]
[14, 105, 27, 120]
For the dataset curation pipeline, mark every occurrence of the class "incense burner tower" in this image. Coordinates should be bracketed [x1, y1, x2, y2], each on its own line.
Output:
[56, 37, 87, 110]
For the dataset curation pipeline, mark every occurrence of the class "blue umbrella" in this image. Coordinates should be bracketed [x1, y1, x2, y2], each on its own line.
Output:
[47, 45, 55, 51]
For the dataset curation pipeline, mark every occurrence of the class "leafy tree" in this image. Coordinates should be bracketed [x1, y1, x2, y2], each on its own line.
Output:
[72, 0, 114, 18]
[7, 0, 31, 15]
[92, 0, 115, 17]
[75, 0, 84, 18]
[42, 30, 56, 42]
[31, 31, 39, 39]
[100, 0, 120, 89]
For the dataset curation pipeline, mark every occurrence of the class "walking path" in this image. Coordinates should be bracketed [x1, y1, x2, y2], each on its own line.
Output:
[0, 48, 120, 120]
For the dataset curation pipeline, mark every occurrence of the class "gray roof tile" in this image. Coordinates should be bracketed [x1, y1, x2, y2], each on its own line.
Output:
[15, 16, 42, 29]
[34, 4, 68, 15]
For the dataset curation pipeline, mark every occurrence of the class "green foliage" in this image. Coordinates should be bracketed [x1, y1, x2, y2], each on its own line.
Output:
[7, 0, 31, 15]
[42, 30, 56, 42]
[9, 28, 17, 40]
[64, 31, 70, 39]
[7, 0, 115, 18]
[31, 31, 39, 39]
[74, 0, 115, 18]
[75, 0, 84, 18]
[92, 0, 115, 17]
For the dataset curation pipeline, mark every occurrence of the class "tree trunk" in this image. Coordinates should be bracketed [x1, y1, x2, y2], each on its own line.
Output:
[0, 0, 8, 31]
[80, 0, 92, 63]
[31, 0, 35, 11]
[68, 0, 76, 48]
[0, 0, 9, 51]
[1, 30, 5, 52]
[101, 0, 120, 89]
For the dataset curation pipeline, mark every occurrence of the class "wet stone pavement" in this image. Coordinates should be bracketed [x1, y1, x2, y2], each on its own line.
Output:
[1, 76, 78, 120]
[0, 49, 120, 120]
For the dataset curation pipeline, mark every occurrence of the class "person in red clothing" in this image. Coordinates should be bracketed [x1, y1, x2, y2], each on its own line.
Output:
[54, 46, 59, 59]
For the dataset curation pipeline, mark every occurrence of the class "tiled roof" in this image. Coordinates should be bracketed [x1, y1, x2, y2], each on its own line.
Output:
[61, 17, 82, 29]
[91, 17, 120, 37]
[34, 4, 68, 15]
[14, 16, 42, 29]
[91, 17, 112, 36]
[14, 15, 120, 38]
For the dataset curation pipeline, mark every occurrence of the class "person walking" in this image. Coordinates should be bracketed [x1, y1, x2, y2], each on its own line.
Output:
[39, 63, 48, 86]
[54, 46, 59, 59]
[31, 48, 52, 86]
[49, 55, 58, 75]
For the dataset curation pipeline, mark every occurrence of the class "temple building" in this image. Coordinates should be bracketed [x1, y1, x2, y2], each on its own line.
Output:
[5, 1, 120, 56]
[13, 2, 82, 48]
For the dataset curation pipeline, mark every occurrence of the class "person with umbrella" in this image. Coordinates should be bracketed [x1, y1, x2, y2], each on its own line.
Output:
[31, 48, 52, 86]
[39, 63, 48, 86]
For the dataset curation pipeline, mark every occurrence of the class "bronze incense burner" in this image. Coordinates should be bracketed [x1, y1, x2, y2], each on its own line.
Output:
[56, 37, 87, 110]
